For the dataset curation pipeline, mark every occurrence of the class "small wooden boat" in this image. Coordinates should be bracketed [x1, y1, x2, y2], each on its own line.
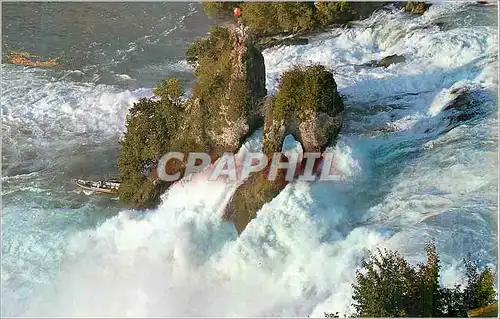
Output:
[73, 178, 120, 195]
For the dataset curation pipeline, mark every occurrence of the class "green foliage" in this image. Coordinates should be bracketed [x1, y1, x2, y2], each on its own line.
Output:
[417, 243, 441, 317]
[186, 25, 230, 67]
[239, 3, 281, 35]
[273, 65, 342, 122]
[201, 1, 241, 19]
[314, 1, 351, 26]
[438, 285, 467, 316]
[352, 248, 416, 317]
[239, 2, 316, 35]
[275, 3, 316, 33]
[199, 2, 387, 37]
[153, 77, 184, 104]
[118, 87, 183, 207]
[352, 243, 498, 317]
[464, 257, 497, 311]
[185, 38, 208, 66]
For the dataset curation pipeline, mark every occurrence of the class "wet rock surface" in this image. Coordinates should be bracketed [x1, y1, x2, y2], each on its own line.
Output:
[223, 65, 344, 234]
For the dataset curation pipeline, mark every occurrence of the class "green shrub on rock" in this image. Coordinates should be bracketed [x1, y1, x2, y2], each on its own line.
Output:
[241, 2, 317, 35]
[275, 3, 316, 32]
[201, 2, 389, 37]
[315, 1, 351, 26]
[273, 64, 342, 122]
[238, 3, 282, 35]
[404, 2, 431, 14]
[118, 78, 183, 208]
[118, 26, 267, 208]
[315, 2, 391, 26]
[268, 64, 343, 153]
[184, 25, 266, 158]
[201, 1, 241, 19]
[153, 77, 184, 103]
[223, 64, 344, 234]
[186, 25, 230, 68]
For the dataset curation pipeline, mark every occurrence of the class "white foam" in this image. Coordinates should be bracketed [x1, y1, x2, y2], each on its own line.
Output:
[2, 68, 151, 139]
[115, 73, 133, 81]
[27, 166, 387, 317]
[2, 67, 153, 177]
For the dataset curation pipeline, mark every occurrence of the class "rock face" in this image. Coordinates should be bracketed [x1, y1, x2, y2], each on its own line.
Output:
[263, 65, 344, 154]
[223, 65, 344, 234]
[403, 2, 431, 15]
[118, 25, 267, 208]
[424, 85, 487, 136]
[183, 25, 266, 159]
[223, 159, 290, 234]
[364, 54, 406, 68]
[441, 87, 482, 129]
[180, 24, 267, 159]
[119, 24, 344, 232]
[256, 36, 309, 51]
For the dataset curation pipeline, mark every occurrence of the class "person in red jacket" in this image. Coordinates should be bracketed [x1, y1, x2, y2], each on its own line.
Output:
[233, 7, 241, 19]
[233, 6, 244, 28]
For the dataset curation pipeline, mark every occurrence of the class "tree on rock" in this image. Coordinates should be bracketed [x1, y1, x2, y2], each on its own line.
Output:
[118, 25, 267, 208]
[183, 24, 267, 159]
[118, 77, 184, 208]
[153, 77, 184, 104]
[201, 2, 391, 38]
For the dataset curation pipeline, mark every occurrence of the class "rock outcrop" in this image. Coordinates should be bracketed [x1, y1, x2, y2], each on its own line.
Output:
[118, 25, 267, 208]
[256, 36, 309, 51]
[403, 2, 431, 15]
[440, 87, 483, 129]
[180, 25, 267, 159]
[223, 65, 344, 234]
[262, 65, 343, 154]
[119, 23, 345, 233]
[364, 54, 406, 68]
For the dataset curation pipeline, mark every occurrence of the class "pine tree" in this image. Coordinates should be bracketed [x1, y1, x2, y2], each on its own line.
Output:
[418, 243, 441, 317]
[352, 248, 415, 317]
[351, 243, 497, 317]
[438, 284, 467, 317]
[464, 257, 497, 312]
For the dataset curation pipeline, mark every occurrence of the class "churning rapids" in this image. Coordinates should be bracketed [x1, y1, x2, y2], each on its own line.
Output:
[1, 2, 498, 317]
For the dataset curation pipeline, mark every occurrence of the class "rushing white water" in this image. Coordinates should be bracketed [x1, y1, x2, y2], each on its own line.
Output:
[2, 2, 497, 317]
